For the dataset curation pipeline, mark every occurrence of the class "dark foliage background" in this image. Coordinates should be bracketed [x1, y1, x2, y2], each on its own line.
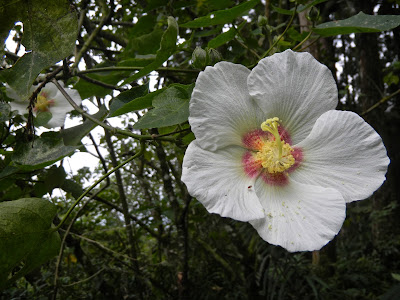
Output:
[0, 0, 399, 299]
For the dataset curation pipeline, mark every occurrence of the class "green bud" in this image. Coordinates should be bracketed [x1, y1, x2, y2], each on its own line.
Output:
[257, 15, 268, 27]
[306, 6, 320, 22]
[192, 47, 207, 69]
[206, 48, 222, 65]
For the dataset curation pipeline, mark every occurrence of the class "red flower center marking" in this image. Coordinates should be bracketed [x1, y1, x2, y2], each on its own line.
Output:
[242, 123, 303, 186]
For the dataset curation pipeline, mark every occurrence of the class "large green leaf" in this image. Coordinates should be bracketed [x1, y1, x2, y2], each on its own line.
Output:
[314, 12, 400, 36]
[61, 105, 108, 146]
[0, 101, 11, 122]
[271, 0, 327, 15]
[121, 27, 164, 58]
[109, 88, 164, 117]
[133, 83, 194, 129]
[121, 16, 178, 85]
[207, 21, 246, 48]
[12, 132, 78, 170]
[0, 0, 78, 99]
[128, 14, 158, 37]
[180, 0, 258, 28]
[0, 198, 60, 289]
[108, 83, 149, 117]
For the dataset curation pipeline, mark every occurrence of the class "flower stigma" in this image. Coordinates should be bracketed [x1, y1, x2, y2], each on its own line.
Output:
[34, 92, 54, 112]
[257, 118, 295, 174]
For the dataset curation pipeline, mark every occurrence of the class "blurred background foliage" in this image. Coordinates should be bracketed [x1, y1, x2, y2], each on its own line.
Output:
[1, 0, 400, 299]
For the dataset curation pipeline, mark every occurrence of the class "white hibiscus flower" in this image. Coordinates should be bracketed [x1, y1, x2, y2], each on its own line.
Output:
[182, 49, 389, 252]
[6, 81, 82, 128]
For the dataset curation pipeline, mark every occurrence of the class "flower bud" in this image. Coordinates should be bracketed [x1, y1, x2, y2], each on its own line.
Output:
[192, 47, 207, 69]
[258, 15, 268, 27]
[207, 48, 222, 65]
[306, 6, 320, 22]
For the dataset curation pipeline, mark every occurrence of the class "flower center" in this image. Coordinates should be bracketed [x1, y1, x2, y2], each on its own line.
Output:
[34, 92, 54, 112]
[256, 117, 295, 174]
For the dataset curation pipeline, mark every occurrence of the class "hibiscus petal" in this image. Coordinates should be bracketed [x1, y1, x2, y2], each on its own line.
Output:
[45, 87, 82, 128]
[42, 82, 60, 99]
[189, 62, 265, 151]
[182, 141, 265, 221]
[250, 178, 345, 252]
[247, 50, 338, 144]
[291, 110, 389, 203]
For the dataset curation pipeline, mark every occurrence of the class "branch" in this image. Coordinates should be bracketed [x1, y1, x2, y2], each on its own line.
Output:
[77, 73, 125, 91]
[51, 79, 176, 142]
[260, 4, 298, 59]
[104, 130, 140, 271]
[72, 3, 111, 69]
[78, 66, 200, 75]
[54, 142, 145, 230]
[361, 88, 400, 116]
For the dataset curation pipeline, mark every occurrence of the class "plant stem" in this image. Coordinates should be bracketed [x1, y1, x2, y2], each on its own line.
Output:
[54, 142, 145, 231]
[51, 79, 177, 142]
[261, 4, 298, 59]
[77, 66, 200, 75]
[72, 3, 110, 69]
[293, 31, 313, 51]
[361, 88, 400, 116]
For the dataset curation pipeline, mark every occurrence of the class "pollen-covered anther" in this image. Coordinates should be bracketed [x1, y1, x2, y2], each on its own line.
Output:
[257, 117, 295, 173]
[34, 92, 55, 112]
[256, 140, 295, 173]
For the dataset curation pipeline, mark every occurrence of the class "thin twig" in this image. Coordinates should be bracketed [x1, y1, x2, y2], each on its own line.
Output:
[66, 231, 137, 262]
[51, 79, 176, 142]
[261, 4, 298, 59]
[62, 267, 106, 287]
[72, 3, 110, 69]
[52, 199, 90, 300]
[292, 31, 313, 51]
[297, 36, 320, 52]
[54, 142, 145, 230]
[233, 23, 261, 60]
[78, 66, 200, 75]
[361, 88, 400, 116]
[77, 73, 125, 91]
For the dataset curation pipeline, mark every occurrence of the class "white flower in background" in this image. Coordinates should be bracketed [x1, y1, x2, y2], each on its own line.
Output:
[6, 81, 82, 128]
[182, 50, 389, 252]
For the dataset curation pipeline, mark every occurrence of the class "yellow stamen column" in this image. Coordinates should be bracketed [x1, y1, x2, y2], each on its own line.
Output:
[256, 118, 295, 174]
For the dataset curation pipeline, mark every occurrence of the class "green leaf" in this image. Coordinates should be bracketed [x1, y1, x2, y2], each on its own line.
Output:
[122, 27, 164, 58]
[109, 88, 164, 117]
[60, 179, 85, 199]
[43, 165, 66, 193]
[0, 101, 11, 122]
[0, 0, 78, 99]
[61, 105, 108, 146]
[133, 83, 194, 129]
[34, 111, 52, 127]
[73, 64, 131, 99]
[314, 12, 400, 36]
[392, 273, 400, 282]
[12, 132, 78, 170]
[207, 21, 246, 48]
[121, 16, 178, 85]
[109, 83, 149, 117]
[181, 0, 258, 28]
[182, 132, 195, 145]
[129, 14, 158, 37]
[6, 229, 60, 288]
[194, 26, 223, 37]
[0, 198, 60, 289]
[271, 0, 327, 15]
[384, 72, 399, 87]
